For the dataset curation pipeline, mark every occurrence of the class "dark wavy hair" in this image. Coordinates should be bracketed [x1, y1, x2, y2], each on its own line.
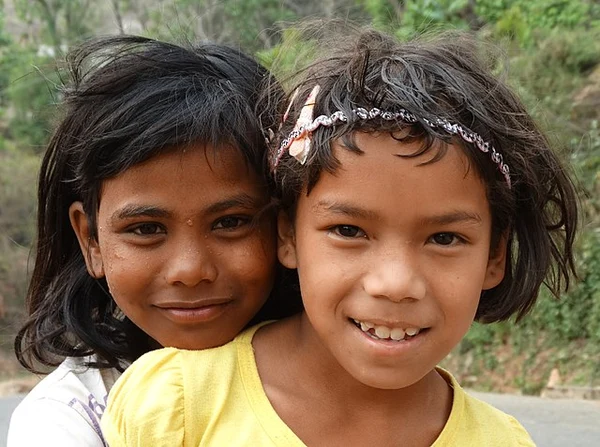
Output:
[15, 35, 301, 373]
[269, 27, 579, 323]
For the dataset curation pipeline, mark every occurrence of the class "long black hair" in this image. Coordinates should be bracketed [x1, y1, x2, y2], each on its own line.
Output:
[15, 35, 300, 373]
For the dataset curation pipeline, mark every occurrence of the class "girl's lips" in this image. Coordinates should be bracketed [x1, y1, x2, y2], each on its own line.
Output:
[155, 300, 232, 324]
[156, 297, 233, 308]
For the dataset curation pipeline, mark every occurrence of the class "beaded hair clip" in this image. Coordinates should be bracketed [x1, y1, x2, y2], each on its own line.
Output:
[273, 87, 512, 189]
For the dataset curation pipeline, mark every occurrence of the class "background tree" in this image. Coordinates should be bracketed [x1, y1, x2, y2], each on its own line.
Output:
[12, 0, 102, 54]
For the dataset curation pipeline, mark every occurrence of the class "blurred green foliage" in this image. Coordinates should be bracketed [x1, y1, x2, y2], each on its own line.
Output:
[0, 147, 39, 322]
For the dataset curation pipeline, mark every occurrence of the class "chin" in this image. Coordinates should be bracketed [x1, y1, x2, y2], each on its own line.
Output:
[350, 368, 428, 391]
[361, 377, 419, 390]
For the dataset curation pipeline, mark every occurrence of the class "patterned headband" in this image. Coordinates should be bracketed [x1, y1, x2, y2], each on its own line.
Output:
[273, 87, 512, 189]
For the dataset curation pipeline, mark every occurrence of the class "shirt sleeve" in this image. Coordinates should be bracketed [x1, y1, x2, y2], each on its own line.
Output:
[507, 415, 537, 446]
[101, 348, 185, 447]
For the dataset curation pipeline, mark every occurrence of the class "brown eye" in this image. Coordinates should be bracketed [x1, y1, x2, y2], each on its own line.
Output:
[212, 216, 250, 230]
[431, 233, 457, 245]
[132, 223, 163, 235]
[334, 225, 365, 238]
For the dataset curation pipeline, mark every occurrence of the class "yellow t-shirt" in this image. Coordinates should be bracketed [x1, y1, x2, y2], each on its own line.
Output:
[102, 324, 535, 446]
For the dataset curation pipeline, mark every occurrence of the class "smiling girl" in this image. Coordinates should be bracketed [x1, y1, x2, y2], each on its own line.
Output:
[8, 36, 300, 446]
[102, 28, 578, 446]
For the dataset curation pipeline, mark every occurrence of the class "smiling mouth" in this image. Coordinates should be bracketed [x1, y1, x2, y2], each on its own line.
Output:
[351, 318, 428, 342]
[156, 298, 233, 309]
[155, 300, 233, 324]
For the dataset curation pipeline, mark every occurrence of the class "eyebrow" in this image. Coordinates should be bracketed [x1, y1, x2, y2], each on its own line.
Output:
[110, 193, 266, 223]
[111, 205, 171, 222]
[419, 211, 482, 226]
[314, 200, 379, 220]
[204, 193, 266, 214]
[314, 201, 482, 226]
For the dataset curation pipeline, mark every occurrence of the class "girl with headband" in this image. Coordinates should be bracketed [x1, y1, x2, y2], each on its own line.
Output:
[102, 28, 578, 446]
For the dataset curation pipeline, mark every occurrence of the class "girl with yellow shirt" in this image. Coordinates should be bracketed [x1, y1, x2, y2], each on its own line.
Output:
[103, 27, 579, 446]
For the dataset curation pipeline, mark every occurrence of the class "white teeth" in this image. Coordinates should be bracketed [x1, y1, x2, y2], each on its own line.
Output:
[374, 326, 391, 339]
[353, 318, 422, 341]
[353, 319, 374, 330]
[390, 328, 406, 341]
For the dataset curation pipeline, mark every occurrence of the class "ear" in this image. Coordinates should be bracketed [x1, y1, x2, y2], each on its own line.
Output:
[277, 211, 297, 269]
[69, 202, 105, 278]
[482, 232, 508, 290]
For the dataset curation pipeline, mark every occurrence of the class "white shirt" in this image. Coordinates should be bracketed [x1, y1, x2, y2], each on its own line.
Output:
[7, 356, 122, 447]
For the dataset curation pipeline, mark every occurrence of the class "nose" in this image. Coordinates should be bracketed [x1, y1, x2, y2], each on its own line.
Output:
[362, 248, 426, 302]
[165, 240, 218, 287]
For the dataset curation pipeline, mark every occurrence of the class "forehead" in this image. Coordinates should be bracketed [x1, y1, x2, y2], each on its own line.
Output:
[108, 144, 253, 183]
[98, 144, 264, 206]
[303, 133, 490, 221]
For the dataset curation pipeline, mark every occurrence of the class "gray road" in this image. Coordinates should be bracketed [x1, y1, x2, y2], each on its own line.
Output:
[471, 390, 600, 446]
[1, 392, 600, 446]
[0, 396, 22, 447]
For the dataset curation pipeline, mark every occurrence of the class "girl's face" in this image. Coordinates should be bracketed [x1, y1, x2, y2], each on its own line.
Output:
[278, 132, 506, 390]
[70, 145, 276, 350]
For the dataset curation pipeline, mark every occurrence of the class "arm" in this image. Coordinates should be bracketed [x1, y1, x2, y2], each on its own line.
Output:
[101, 348, 185, 447]
[7, 397, 107, 447]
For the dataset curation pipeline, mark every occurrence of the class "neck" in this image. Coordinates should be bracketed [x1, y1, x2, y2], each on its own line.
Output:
[257, 313, 451, 411]
[253, 313, 453, 445]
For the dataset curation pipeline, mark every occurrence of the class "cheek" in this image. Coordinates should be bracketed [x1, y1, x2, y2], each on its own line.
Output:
[437, 253, 489, 292]
[97, 240, 153, 296]
[103, 265, 144, 302]
[297, 243, 357, 296]
[438, 279, 480, 330]
[297, 263, 348, 317]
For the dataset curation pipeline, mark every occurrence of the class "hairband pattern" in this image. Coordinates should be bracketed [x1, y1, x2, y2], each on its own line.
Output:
[286, 85, 320, 165]
[273, 99, 512, 189]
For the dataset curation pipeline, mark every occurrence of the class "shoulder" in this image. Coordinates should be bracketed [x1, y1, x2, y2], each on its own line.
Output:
[109, 337, 243, 395]
[107, 323, 260, 399]
[459, 390, 535, 445]
[104, 347, 189, 414]
[101, 348, 187, 446]
[435, 369, 535, 446]
[8, 357, 119, 446]
[102, 335, 249, 447]
[15, 356, 119, 408]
